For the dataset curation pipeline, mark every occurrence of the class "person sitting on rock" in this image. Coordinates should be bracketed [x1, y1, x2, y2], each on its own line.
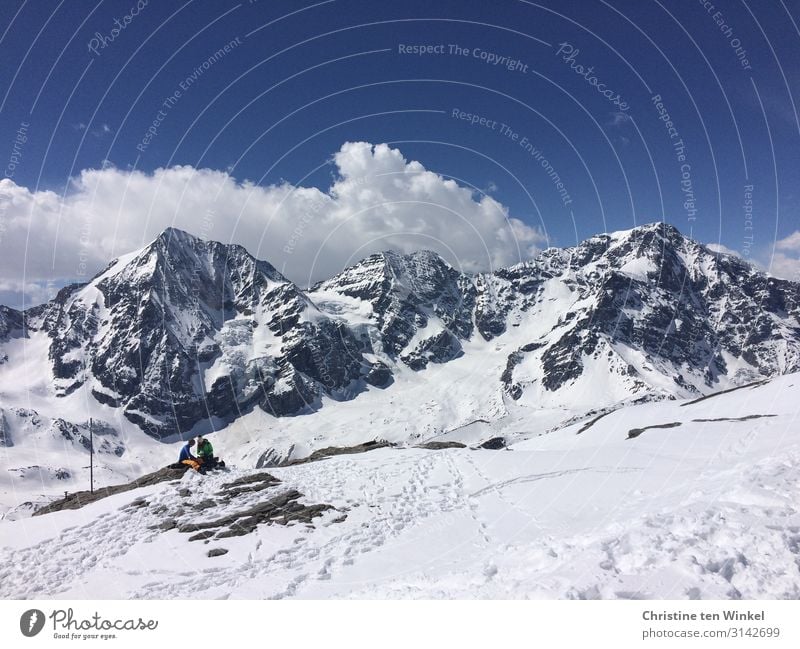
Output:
[196, 436, 214, 468]
[178, 438, 202, 472]
[197, 436, 225, 470]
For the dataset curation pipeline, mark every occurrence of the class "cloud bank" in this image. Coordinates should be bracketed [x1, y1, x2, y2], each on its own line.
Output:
[0, 142, 545, 307]
[770, 230, 800, 281]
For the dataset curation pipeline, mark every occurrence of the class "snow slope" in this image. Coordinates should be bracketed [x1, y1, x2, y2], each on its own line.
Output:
[0, 328, 170, 519]
[1, 373, 797, 599]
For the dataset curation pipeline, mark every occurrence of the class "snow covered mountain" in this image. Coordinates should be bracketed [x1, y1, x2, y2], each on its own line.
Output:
[14, 228, 388, 439]
[311, 221, 800, 406]
[487, 223, 800, 402]
[311, 249, 476, 370]
[1, 221, 799, 511]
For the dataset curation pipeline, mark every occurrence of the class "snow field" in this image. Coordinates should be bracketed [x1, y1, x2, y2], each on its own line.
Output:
[0, 371, 797, 599]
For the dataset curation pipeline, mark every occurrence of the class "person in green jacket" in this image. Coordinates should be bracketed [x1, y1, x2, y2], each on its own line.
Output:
[196, 436, 220, 469]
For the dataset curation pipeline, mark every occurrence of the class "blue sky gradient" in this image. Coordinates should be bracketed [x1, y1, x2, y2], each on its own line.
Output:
[1, 0, 799, 306]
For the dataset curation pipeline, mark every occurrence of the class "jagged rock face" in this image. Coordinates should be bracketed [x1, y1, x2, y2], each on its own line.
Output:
[25, 229, 383, 438]
[494, 223, 800, 399]
[311, 223, 799, 404]
[0, 306, 23, 342]
[0, 306, 24, 366]
[312, 250, 476, 368]
[4, 222, 800, 440]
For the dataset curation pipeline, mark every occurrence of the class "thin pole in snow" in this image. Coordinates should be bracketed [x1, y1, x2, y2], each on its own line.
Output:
[89, 417, 94, 494]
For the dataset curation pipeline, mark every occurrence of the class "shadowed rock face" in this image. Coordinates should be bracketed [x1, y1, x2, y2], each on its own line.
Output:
[0, 306, 23, 342]
[8, 222, 800, 440]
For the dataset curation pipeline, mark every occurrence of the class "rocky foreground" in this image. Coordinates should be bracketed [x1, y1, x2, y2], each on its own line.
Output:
[31, 464, 340, 561]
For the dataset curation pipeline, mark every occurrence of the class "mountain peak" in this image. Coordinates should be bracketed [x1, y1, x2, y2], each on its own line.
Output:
[381, 248, 455, 273]
[314, 248, 460, 297]
[604, 221, 686, 244]
[151, 226, 212, 252]
[361, 248, 450, 267]
[158, 225, 193, 239]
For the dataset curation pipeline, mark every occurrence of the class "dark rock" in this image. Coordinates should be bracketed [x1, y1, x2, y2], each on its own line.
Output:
[679, 379, 769, 407]
[298, 440, 394, 464]
[220, 483, 277, 499]
[178, 523, 202, 533]
[91, 388, 122, 408]
[215, 526, 249, 539]
[44, 417, 125, 457]
[174, 489, 336, 539]
[0, 410, 12, 447]
[264, 441, 394, 467]
[189, 530, 218, 542]
[479, 437, 506, 450]
[501, 351, 525, 400]
[193, 499, 216, 511]
[416, 441, 467, 450]
[255, 448, 290, 469]
[576, 410, 615, 435]
[221, 473, 279, 489]
[627, 421, 682, 439]
[364, 361, 393, 388]
[401, 330, 463, 370]
[692, 414, 776, 422]
[207, 548, 228, 557]
[0, 305, 24, 342]
[217, 472, 280, 499]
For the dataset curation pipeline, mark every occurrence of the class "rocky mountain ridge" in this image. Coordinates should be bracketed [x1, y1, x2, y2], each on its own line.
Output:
[1, 222, 798, 442]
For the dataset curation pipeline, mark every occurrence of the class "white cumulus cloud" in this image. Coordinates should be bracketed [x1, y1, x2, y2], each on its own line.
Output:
[0, 142, 545, 307]
[769, 230, 800, 281]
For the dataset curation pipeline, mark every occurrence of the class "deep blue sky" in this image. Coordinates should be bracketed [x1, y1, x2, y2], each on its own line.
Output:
[1, 0, 799, 274]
